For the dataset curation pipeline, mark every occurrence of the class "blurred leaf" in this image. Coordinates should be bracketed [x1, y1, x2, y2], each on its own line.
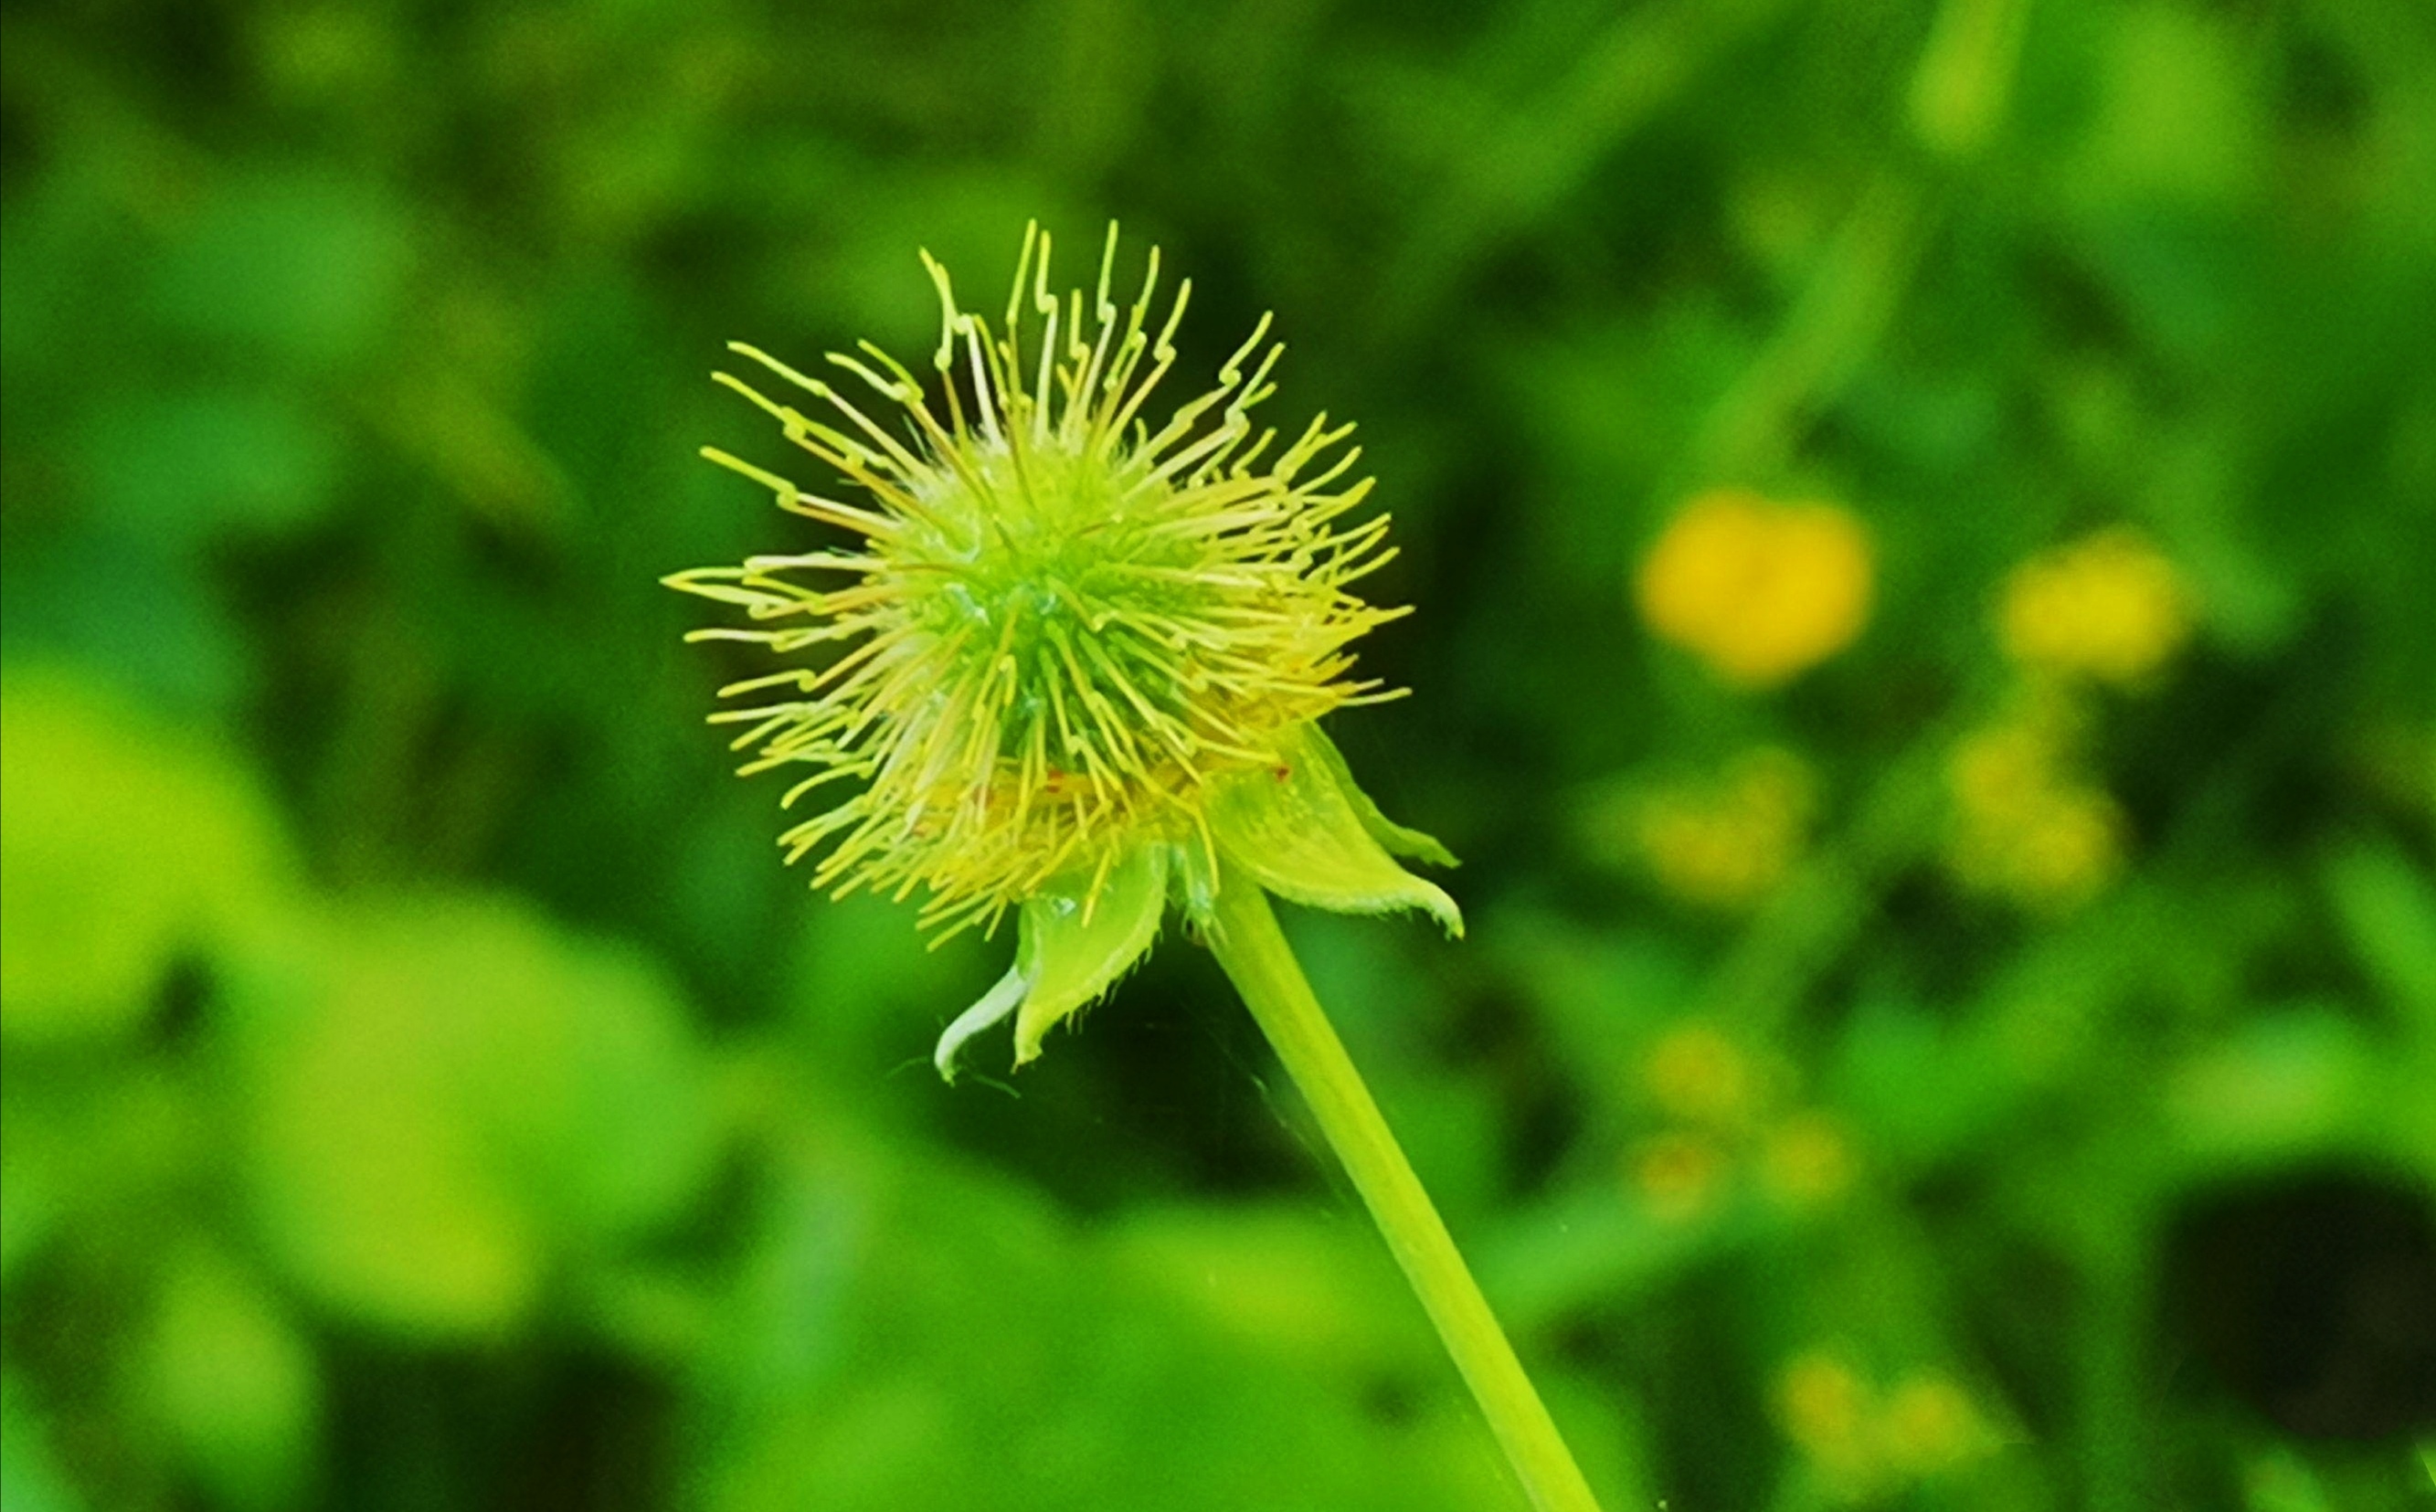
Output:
[0, 1109, 58, 1283]
[237, 933, 539, 1338]
[1104, 1202, 1428, 1385]
[234, 895, 715, 1338]
[2166, 1010, 2373, 1171]
[0, 174, 133, 383]
[144, 1245, 321, 1512]
[2241, 1448, 2332, 1512]
[146, 170, 414, 368]
[0, 666, 289, 1042]
[693, 1143, 1517, 1512]
[703, 1136, 864, 1413]
[0, 537, 255, 714]
[0, 1060, 202, 1291]
[79, 388, 342, 541]
[1833, 997, 2011, 1170]
[810, 168, 1074, 362]
[789, 893, 999, 1074]
[1475, 1182, 1740, 1334]
[1490, 910, 1696, 1095]
[0, 1372, 82, 1512]
[2323, 842, 2436, 1023]
[2066, 1, 2264, 211]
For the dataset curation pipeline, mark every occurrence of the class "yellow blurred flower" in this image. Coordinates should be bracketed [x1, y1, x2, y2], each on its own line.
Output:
[1997, 525, 2191, 685]
[1777, 1354, 1998, 1495]
[1946, 703, 2065, 819]
[1946, 703, 2124, 909]
[1637, 489, 1874, 688]
[1880, 1372, 1992, 1476]
[1762, 1111, 1858, 1208]
[1644, 1022, 1761, 1128]
[1628, 1130, 1728, 1222]
[1775, 1351, 1875, 1484]
[1628, 747, 1816, 909]
[2002, 785, 2122, 901]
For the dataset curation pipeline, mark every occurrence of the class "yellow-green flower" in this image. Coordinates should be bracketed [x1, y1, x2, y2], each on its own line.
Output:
[1879, 1371, 1994, 1476]
[1944, 697, 2124, 909]
[667, 225, 1457, 1076]
[1626, 1130, 1728, 1223]
[1772, 1353, 1996, 1497]
[1996, 524, 2191, 685]
[1642, 1021, 1762, 1128]
[1760, 1111, 1858, 1209]
[1775, 1350, 1875, 1487]
[1636, 489, 1874, 689]
[1603, 746, 1816, 909]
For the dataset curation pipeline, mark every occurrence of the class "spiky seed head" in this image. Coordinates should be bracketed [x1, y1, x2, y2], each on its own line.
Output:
[665, 224, 1415, 942]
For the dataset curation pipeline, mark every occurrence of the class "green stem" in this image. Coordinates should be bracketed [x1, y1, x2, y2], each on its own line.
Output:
[1204, 860, 1605, 1512]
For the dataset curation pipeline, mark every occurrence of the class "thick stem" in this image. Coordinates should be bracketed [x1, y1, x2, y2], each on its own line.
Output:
[1203, 862, 1605, 1512]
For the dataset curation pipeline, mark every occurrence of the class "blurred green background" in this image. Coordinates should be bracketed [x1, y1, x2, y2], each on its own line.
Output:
[5, 0, 2434, 1507]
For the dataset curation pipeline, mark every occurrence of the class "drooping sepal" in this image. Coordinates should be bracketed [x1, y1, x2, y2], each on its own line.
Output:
[1011, 841, 1170, 1065]
[1299, 725, 1459, 869]
[933, 966, 1027, 1083]
[1204, 724, 1463, 936]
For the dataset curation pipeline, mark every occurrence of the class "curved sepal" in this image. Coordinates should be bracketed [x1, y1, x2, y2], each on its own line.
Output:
[1206, 724, 1464, 936]
[1300, 725, 1459, 869]
[1011, 841, 1170, 1065]
[933, 966, 1026, 1084]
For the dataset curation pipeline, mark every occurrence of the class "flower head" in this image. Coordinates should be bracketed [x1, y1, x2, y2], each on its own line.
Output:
[1760, 1111, 1857, 1209]
[668, 225, 1456, 1074]
[1879, 1372, 1993, 1476]
[1944, 696, 2124, 909]
[1643, 1021, 1761, 1128]
[1774, 1354, 1996, 1496]
[1636, 489, 1873, 688]
[1996, 525, 2190, 685]
[1627, 1130, 1727, 1223]
[1775, 1351, 1874, 1484]
[1594, 746, 1816, 909]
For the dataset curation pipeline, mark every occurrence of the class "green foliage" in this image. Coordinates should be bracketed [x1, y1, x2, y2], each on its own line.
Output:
[143, 1243, 321, 1512]
[232, 895, 715, 1337]
[1, 670, 288, 1041]
[3, 0, 2431, 1507]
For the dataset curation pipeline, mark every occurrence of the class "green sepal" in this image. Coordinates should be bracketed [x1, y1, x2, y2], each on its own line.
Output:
[1300, 725, 1460, 869]
[1011, 841, 1170, 1065]
[1206, 724, 1464, 936]
[933, 966, 1026, 1083]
